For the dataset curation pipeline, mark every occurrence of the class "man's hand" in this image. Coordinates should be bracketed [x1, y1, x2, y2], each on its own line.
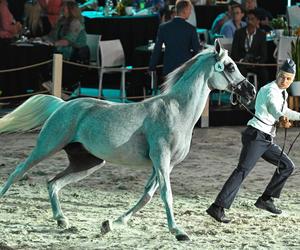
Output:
[279, 116, 292, 128]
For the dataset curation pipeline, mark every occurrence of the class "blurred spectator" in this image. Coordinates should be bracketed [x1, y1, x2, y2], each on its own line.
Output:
[145, 0, 165, 14]
[43, 1, 87, 60]
[161, 5, 175, 23]
[243, 0, 256, 11]
[149, 0, 200, 76]
[0, 0, 22, 42]
[256, 8, 273, 33]
[24, 0, 51, 37]
[220, 4, 246, 38]
[231, 9, 268, 89]
[211, 0, 239, 35]
[38, 0, 63, 28]
[242, 0, 272, 32]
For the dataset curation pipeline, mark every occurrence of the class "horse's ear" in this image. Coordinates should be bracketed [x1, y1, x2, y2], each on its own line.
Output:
[214, 39, 222, 57]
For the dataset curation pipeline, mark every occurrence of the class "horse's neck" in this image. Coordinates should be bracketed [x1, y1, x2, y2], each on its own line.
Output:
[168, 74, 210, 127]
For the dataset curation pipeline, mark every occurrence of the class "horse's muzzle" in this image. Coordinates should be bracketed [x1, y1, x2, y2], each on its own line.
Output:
[233, 79, 256, 104]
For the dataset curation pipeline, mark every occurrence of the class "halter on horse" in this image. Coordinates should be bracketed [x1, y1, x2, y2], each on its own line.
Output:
[0, 40, 255, 241]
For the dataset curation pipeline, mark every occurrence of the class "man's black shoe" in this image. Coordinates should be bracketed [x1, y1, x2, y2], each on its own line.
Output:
[254, 197, 282, 214]
[206, 203, 231, 223]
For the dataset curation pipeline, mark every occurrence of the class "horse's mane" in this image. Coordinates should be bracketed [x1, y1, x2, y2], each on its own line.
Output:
[160, 47, 215, 93]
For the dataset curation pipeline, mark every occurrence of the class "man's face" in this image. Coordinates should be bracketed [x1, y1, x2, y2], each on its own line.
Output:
[276, 71, 295, 89]
[232, 6, 244, 22]
[245, 0, 256, 11]
[247, 13, 259, 28]
[185, 4, 192, 19]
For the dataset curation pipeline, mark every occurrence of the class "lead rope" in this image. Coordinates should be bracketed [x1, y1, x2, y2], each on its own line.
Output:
[287, 130, 300, 176]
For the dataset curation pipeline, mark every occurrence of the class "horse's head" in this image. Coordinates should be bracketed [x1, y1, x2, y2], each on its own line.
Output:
[207, 39, 256, 104]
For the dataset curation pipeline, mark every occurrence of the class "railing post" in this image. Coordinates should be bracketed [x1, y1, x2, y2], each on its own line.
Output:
[150, 71, 157, 96]
[200, 99, 209, 128]
[52, 53, 63, 98]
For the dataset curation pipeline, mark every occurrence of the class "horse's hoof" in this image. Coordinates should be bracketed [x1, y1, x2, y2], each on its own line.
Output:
[101, 220, 111, 235]
[57, 218, 69, 228]
[176, 234, 190, 241]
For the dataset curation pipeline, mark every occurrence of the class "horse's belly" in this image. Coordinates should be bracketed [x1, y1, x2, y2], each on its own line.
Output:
[97, 150, 152, 168]
[81, 135, 152, 168]
[108, 155, 152, 168]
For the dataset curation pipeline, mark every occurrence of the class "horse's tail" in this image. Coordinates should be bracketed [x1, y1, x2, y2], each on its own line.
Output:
[0, 94, 65, 133]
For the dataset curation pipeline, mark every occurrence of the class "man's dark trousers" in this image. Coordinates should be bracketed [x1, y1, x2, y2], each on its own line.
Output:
[214, 126, 295, 209]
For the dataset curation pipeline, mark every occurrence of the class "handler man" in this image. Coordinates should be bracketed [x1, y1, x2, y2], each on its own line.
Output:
[207, 58, 300, 223]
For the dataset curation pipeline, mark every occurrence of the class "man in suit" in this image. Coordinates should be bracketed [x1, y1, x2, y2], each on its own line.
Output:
[149, 0, 200, 76]
[231, 9, 268, 89]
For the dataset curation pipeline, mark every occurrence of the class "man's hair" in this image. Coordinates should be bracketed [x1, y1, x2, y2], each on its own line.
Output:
[243, 0, 257, 6]
[175, 0, 191, 15]
[232, 4, 244, 14]
[246, 9, 260, 19]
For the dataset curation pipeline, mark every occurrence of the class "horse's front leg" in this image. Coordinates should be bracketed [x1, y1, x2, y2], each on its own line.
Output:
[101, 167, 159, 234]
[150, 146, 190, 241]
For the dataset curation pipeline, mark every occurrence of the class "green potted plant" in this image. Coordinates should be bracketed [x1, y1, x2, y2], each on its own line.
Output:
[270, 17, 288, 37]
[290, 36, 300, 96]
[270, 17, 287, 29]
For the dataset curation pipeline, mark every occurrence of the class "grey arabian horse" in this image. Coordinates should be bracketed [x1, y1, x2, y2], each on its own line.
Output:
[0, 40, 255, 241]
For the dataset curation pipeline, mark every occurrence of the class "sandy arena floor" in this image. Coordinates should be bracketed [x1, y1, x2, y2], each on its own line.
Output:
[0, 126, 299, 249]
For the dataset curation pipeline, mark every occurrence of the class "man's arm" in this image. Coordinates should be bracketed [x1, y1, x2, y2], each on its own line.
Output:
[230, 31, 242, 61]
[220, 24, 233, 39]
[258, 31, 267, 63]
[191, 27, 201, 54]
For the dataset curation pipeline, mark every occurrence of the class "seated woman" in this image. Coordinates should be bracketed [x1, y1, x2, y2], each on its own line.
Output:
[43, 1, 87, 60]
[24, 0, 51, 38]
[0, 0, 22, 44]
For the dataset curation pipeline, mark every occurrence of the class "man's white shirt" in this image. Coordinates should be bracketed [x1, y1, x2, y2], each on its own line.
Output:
[247, 81, 300, 137]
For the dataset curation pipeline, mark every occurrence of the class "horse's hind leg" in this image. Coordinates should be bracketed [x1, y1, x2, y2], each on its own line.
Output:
[0, 143, 61, 198]
[0, 161, 32, 198]
[101, 167, 159, 234]
[47, 143, 105, 228]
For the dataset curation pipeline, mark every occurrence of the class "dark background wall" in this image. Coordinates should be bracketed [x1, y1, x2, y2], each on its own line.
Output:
[257, 0, 299, 17]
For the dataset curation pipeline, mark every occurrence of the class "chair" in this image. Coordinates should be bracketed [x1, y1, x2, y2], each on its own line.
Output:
[246, 72, 258, 91]
[218, 37, 233, 55]
[196, 28, 209, 44]
[71, 34, 100, 96]
[276, 36, 297, 73]
[86, 34, 101, 65]
[98, 39, 131, 102]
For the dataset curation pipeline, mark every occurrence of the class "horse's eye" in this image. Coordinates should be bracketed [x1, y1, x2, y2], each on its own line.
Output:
[225, 63, 235, 73]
